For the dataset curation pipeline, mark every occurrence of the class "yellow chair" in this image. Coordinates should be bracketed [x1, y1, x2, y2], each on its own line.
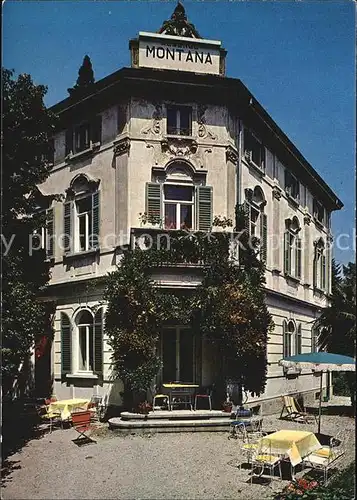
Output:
[41, 408, 62, 433]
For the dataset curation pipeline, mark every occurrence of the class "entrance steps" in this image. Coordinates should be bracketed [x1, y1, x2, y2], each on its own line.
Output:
[108, 409, 233, 433]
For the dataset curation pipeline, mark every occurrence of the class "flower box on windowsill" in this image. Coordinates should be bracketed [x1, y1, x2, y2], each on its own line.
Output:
[63, 248, 100, 261]
[66, 373, 99, 380]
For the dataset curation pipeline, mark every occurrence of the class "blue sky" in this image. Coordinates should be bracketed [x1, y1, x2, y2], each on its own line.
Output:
[3, 0, 355, 264]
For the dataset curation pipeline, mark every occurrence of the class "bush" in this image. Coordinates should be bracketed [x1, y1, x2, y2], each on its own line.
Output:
[274, 462, 355, 500]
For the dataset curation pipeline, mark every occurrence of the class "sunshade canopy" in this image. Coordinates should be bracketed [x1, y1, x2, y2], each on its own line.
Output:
[279, 352, 355, 372]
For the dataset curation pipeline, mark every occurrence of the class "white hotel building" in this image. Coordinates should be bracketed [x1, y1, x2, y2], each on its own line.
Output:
[36, 4, 342, 412]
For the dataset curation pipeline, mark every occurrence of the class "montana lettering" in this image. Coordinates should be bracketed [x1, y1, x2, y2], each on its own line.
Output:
[146, 45, 213, 64]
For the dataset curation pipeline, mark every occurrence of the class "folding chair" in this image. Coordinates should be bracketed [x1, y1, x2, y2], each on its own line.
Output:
[280, 396, 305, 422]
[71, 410, 96, 445]
[290, 396, 317, 424]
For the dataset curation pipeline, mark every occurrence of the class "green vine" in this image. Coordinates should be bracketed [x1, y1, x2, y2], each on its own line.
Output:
[104, 206, 273, 409]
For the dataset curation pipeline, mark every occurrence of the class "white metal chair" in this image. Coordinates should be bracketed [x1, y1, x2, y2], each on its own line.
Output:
[302, 433, 345, 484]
[250, 442, 282, 484]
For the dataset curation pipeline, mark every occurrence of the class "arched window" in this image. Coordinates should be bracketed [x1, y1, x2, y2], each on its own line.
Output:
[244, 186, 267, 261]
[284, 216, 302, 279]
[313, 238, 326, 291]
[146, 162, 212, 232]
[76, 310, 94, 372]
[63, 174, 100, 254]
[60, 307, 104, 376]
[283, 320, 302, 357]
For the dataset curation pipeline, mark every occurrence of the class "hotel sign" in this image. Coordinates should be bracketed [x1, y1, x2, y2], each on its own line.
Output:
[130, 32, 225, 76]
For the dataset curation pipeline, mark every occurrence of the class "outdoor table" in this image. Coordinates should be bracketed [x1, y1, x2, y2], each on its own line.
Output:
[257, 429, 321, 478]
[162, 383, 199, 410]
[48, 398, 89, 421]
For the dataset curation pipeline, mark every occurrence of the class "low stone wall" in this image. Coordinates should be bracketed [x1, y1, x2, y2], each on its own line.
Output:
[246, 389, 318, 416]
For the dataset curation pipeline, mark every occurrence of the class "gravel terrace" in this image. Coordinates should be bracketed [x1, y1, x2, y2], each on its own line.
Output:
[2, 404, 355, 500]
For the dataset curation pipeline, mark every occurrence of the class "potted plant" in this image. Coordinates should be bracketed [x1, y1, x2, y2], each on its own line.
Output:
[222, 400, 233, 413]
[137, 401, 152, 415]
[138, 212, 162, 228]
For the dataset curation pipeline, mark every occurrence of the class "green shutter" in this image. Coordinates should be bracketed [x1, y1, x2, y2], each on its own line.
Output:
[284, 232, 291, 275]
[46, 208, 54, 259]
[90, 192, 100, 249]
[295, 323, 302, 355]
[146, 182, 162, 219]
[260, 212, 267, 262]
[92, 115, 102, 144]
[295, 237, 302, 279]
[63, 201, 73, 253]
[65, 128, 73, 156]
[61, 312, 71, 374]
[196, 186, 212, 231]
[93, 308, 103, 375]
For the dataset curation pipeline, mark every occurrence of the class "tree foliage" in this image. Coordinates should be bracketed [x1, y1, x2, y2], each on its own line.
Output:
[68, 55, 95, 97]
[104, 210, 273, 409]
[2, 68, 57, 397]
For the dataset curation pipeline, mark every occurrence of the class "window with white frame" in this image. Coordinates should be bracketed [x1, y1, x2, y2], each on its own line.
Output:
[63, 175, 100, 254]
[33, 207, 55, 259]
[65, 115, 102, 156]
[283, 320, 302, 357]
[77, 310, 94, 372]
[62, 308, 104, 375]
[313, 239, 326, 291]
[284, 217, 302, 279]
[285, 170, 300, 201]
[163, 184, 194, 230]
[313, 198, 325, 225]
[167, 105, 192, 136]
[244, 128, 265, 170]
[146, 165, 212, 232]
[244, 186, 268, 261]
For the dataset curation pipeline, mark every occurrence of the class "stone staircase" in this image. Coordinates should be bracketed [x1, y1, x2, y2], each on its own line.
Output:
[108, 409, 233, 433]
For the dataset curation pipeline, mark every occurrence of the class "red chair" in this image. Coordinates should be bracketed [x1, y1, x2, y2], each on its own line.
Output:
[71, 410, 96, 444]
[194, 386, 212, 410]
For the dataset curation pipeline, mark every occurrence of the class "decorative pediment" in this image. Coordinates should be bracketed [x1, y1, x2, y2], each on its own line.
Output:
[66, 173, 100, 197]
[158, 2, 201, 39]
[161, 136, 198, 157]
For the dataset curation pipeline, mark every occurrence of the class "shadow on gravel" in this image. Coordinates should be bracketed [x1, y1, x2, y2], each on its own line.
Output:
[305, 405, 354, 417]
[1, 400, 49, 487]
